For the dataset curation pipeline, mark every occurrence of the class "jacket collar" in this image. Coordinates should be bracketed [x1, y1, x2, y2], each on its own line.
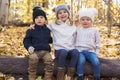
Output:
[34, 24, 46, 29]
[56, 19, 70, 25]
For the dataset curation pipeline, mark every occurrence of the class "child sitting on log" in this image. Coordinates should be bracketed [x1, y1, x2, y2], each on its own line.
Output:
[76, 8, 101, 80]
[23, 6, 53, 80]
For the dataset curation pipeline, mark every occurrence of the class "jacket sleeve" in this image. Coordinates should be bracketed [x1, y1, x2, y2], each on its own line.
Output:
[73, 32, 77, 45]
[49, 32, 53, 43]
[95, 29, 101, 54]
[23, 29, 32, 50]
[47, 20, 54, 30]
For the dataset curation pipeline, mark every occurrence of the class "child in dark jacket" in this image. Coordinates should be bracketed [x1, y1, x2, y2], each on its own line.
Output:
[23, 6, 53, 80]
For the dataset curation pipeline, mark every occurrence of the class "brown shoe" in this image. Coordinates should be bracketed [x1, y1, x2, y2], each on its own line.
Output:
[44, 70, 53, 80]
[66, 68, 75, 80]
[57, 67, 65, 80]
[28, 71, 36, 80]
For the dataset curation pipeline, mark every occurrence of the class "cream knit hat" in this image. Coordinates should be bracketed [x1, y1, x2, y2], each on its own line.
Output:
[78, 8, 98, 22]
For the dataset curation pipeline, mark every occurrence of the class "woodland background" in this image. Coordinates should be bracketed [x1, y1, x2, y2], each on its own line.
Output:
[0, 0, 120, 80]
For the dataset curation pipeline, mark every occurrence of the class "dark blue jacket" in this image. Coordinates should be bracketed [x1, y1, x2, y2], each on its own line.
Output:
[23, 24, 52, 52]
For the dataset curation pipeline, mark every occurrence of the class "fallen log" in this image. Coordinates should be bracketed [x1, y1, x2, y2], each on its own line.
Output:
[0, 56, 120, 79]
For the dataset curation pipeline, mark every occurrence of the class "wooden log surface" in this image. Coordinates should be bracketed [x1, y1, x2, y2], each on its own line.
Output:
[0, 56, 120, 78]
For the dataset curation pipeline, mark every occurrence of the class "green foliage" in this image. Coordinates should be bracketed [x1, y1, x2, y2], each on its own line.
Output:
[36, 76, 43, 80]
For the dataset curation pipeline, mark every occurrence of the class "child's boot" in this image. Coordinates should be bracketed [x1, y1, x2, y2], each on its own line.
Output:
[44, 70, 53, 80]
[77, 75, 84, 80]
[57, 67, 65, 80]
[66, 67, 75, 80]
[94, 77, 100, 80]
[28, 71, 36, 80]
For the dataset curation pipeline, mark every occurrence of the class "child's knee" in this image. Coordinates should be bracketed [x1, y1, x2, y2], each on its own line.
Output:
[29, 53, 38, 64]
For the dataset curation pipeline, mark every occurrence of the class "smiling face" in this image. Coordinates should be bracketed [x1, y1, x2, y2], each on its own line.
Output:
[57, 9, 69, 22]
[80, 16, 92, 28]
[34, 16, 46, 26]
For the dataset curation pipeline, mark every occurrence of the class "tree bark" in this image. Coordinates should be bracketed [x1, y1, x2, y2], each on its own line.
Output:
[107, 0, 112, 37]
[0, 0, 9, 25]
[0, 56, 120, 78]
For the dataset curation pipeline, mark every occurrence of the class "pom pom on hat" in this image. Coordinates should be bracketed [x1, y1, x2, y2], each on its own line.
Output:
[55, 4, 70, 18]
[33, 6, 42, 11]
[78, 8, 98, 22]
[32, 6, 47, 22]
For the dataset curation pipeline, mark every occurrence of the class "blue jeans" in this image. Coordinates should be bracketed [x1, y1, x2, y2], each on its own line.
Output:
[77, 51, 100, 77]
[55, 49, 79, 68]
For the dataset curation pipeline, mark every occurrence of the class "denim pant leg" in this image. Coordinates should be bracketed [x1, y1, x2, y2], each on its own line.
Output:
[68, 49, 79, 68]
[86, 52, 100, 77]
[55, 49, 68, 67]
[77, 52, 86, 76]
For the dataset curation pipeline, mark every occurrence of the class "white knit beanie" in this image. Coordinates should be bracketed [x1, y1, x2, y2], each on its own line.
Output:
[78, 8, 98, 22]
[55, 4, 70, 18]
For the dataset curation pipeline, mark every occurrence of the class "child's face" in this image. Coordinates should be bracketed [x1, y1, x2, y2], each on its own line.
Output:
[57, 9, 69, 22]
[80, 17, 92, 28]
[35, 16, 46, 26]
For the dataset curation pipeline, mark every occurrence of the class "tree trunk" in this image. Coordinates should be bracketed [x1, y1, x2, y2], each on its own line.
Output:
[107, 0, 112, 37]
[27, 0, 30, 14]
[0, 56, 120, 78]
[0, 0, 9, 25]
[71, 0, 73, 21]
[0, 0, 2, 7]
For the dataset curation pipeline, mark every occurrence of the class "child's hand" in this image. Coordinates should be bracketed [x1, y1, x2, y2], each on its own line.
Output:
[74, 18, 79, 26]
[28, 46, 34, 54]
[29, 24, 35, 29]
[73, 15, 79, 26]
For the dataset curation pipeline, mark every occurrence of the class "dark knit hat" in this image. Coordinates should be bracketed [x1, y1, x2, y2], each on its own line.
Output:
[33, 6, 47, 22]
